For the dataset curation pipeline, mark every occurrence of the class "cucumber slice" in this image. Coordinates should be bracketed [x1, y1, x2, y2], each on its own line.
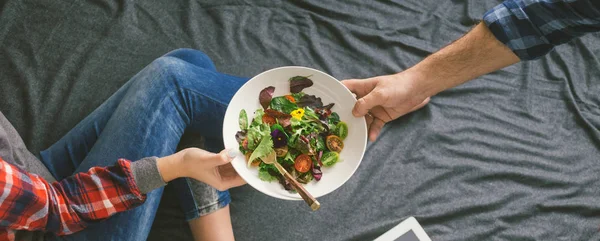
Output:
[335, 121, 348, 140]
[321, 151, 340, 167]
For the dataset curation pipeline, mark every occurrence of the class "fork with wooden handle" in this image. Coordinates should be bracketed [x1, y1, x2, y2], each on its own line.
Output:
[261, 151, 321, 211]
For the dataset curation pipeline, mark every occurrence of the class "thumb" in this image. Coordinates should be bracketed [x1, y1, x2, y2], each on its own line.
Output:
[341, 79, 360, 94]
[353, 89, 382, 117]
[207, 149, 238, 167]
[342, 78, 377, 98]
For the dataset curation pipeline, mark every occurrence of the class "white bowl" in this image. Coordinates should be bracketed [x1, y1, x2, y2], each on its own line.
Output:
[223, 66, 367, 200]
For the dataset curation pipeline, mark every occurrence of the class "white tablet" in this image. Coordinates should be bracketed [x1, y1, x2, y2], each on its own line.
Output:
[373, 217, 432, 241]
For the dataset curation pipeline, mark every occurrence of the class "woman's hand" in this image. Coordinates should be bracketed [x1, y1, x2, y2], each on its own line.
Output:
[157, 148, 246, 191]
[342, 72, 430, 141]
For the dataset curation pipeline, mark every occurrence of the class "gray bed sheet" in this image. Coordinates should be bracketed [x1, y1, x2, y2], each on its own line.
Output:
[2, 0, 600, 240]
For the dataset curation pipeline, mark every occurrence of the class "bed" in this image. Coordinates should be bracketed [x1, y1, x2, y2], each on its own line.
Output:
[2, 0, 600, 240]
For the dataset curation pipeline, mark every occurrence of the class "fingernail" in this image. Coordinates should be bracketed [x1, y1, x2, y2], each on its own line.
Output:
[227, 149, 240, 158]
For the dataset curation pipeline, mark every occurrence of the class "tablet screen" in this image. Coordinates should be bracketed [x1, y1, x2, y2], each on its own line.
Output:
[393, 230, 420, 241]
[374, 217, 431, 241]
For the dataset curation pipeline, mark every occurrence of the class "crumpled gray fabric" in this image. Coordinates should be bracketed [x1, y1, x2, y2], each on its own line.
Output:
[0, 112, 55, 182]
[2, 0, 600, 240]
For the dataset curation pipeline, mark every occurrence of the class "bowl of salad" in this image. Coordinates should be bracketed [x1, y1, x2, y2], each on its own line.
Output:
[223, 66, 367, 200]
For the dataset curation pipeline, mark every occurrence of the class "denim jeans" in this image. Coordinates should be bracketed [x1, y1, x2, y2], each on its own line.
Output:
[39, 49, 249, 241]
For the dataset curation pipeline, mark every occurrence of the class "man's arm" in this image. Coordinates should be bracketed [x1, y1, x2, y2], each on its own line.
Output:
[416, 0, 600, 96]
[410, 23, 520, 99]
[343, 0, 600, 141]
[342, 23, 519, 140]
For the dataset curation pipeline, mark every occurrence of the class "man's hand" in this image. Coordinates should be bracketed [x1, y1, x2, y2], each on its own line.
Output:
[343, 23, 519, 141]
[157, 148, 246, 191]
[342, 73, 430, 141]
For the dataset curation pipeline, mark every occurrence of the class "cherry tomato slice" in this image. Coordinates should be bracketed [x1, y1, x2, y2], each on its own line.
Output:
[326, 135, 344, 153]
[262, 114, 276, 126]
[284, 95, 296, 103]
[294, 154, 312, 173]
[246, 152, 261, 167]
[242, 138, 248, 149]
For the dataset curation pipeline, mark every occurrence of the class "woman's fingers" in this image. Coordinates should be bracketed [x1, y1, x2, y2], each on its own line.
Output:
[218, 163, 246, 190]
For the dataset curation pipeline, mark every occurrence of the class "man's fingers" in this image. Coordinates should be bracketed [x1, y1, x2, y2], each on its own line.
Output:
[369, 118, 385, 141]
[353, 90, 382, 117]
[365, 113, 374, 128]
[341, 78, 377, 98]
[341, 79, 361, 95]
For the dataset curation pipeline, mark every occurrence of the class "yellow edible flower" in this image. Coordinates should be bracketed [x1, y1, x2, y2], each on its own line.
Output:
[291, 108, 305, 120]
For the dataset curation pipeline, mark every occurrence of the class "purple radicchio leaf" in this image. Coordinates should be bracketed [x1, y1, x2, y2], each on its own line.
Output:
[235, 131, 247, 144]
[259, 86, 275, 109]
[264, 109, 292, 119]
[322, 103, 334, 111]
[268, 169, 293, 190]
[289, 76, 314, 93]
[317, 103, 335, 120]
[296, 94, 323, 108]
[278, 116, 291, 127]
[278, 174, 293, 190]
[265, 109, 292, 127]
[317, 150, 323, 167]
[319, 120, 330, 133]
[296, 135, 315, 155]
[282, 178, 293, 190]
[312, 165, 323, 181]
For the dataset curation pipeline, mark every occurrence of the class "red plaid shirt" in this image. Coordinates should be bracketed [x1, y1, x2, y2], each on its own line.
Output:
[0, 157, 146, 241]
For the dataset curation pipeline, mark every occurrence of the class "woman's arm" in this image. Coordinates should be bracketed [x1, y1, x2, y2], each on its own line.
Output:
[0, 148, 243, 238]
[0, 157, 152, 236]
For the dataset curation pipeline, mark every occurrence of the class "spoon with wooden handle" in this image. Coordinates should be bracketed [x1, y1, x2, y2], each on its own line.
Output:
[262, 151, 320, 211]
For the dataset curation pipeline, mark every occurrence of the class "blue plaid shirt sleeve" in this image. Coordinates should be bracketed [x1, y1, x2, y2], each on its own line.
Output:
[483, 0, 600, 60]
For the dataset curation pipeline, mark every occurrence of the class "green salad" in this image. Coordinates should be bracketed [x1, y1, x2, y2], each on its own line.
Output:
[235, 76, 348, 191]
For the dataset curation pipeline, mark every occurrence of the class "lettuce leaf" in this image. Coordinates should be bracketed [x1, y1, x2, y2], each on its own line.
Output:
[258, 167, 277, 181]
[304, 107, 320, 120]
[282, 151, 295, 165]
[270, 96, 297, 114]
[239, 109, 248, 131]
[246, 109, 270, 150]
[248, 134, 274, 167]
[246, 123, 268, 150]
[252, 108, 265, 126]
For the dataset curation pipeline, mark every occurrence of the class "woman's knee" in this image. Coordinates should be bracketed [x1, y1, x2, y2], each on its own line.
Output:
[135, 53, 220, 97]
[162, 48, 216, 70]
[132, 56, 190, 94]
